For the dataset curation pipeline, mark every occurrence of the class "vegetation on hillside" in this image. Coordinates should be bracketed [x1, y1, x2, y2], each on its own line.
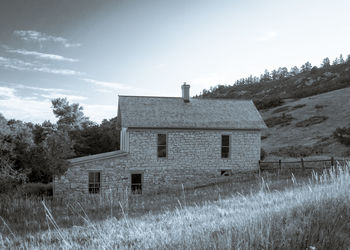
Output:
[0, 99, 119, 188]
[1, 164, 349, 249]
[199, 54, 350, 110]
[333, 125, 350, 146]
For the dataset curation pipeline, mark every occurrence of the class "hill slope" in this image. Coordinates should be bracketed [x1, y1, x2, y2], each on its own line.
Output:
[201, 61, 350, 110]
[261, 87, 350, 159]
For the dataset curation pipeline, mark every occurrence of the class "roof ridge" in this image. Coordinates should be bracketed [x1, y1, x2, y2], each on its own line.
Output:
[118, 95, 253, 101]
[118, 95, 182, 99]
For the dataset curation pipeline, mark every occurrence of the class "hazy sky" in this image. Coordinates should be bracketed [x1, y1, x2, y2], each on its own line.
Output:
[0, 0, 349, 124]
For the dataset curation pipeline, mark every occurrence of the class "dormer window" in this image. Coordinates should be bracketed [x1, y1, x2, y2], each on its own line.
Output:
[157, 134, 167, 158]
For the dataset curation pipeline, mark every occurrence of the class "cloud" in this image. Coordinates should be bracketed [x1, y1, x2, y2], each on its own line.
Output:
[80, 103, 117, 123]
[0, 86, 16, 99]
[257, 31, 277, 42]
[0, 56, 82, 76]
[40, 93, 87, 101]
[81, 78, 131, 91]
[0, 84, 88, 123]
[13, 30, 81, 48]
[16, 84, 67, 93]
[7, 48, 79, 62]
[0, 87, 55, 123]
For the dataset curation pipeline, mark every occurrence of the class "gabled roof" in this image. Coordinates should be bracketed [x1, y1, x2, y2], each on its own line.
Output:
[117, 96, 267, 130]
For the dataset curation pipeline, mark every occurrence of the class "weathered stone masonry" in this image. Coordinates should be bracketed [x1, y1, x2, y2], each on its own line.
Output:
[54, 128, 261, 198]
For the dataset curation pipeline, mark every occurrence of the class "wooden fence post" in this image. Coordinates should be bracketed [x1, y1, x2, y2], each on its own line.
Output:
[301, 158, 304, 171]
[331, 156, 334, 166]
[258, 160, 261, 176]
[279, 160, 282, 170]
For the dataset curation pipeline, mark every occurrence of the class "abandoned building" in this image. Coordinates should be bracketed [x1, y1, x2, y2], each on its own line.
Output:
[54, 84, 267, 197]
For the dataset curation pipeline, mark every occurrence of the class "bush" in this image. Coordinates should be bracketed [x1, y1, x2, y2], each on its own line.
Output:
[295, 116, 328, 127]
[271, 144, 324, 157]
[21, 183, 53, 197]
[254, 97, 284, 110]
[265, 113, 294, 128]
[291, 104, 306, 110]
[333, 126, 350, 146]
[272, 106, 289, 114]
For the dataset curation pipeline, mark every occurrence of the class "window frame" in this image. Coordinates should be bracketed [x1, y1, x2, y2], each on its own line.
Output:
[131, 172, 143, 195]
[157, 133, 167, 158]
[88, 171, 101, 194]
[221, 134, 231, 159]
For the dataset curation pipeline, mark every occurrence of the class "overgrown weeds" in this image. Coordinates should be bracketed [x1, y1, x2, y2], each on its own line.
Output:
[1, 164, 350, 249]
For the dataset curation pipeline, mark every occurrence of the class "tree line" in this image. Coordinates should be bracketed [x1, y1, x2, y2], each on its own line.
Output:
[201, 53, 350, 94]
[0, 98, 119, 190]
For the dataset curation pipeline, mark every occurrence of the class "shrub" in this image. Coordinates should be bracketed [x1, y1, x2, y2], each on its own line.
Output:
[21, 183, 53, 197]
[333, 126, 350, 146]
[291, 104, 306, 110]
[272, 106, 289, 114]
[0, 157, 27, 194]
[314, 104, 326, 109]
[295, 116, 328, 127]
[254, 97, 284, 110]
[265, 113, 294, 128]
[271, 144, 324, 157]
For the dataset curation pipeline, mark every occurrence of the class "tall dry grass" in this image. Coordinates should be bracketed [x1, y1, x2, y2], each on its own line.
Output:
[1, 163, 349, 249]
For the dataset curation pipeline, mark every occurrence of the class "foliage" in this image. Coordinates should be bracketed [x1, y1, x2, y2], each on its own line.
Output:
[200, 53, 350, 109]
[51, 98, 93, 130]
[333, 125, 350, 146]
[264, 113, 294, 128]
[0, 97, 120, 185]
[295, 115, 328, 127]
[20, 182, 53, 197]
[254, 96, 284, 110]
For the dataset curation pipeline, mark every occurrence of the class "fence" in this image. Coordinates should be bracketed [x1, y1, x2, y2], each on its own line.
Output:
[259, 157, 350, 172]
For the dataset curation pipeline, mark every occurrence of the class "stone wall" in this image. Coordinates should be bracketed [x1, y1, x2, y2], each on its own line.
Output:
[54, 129, 261, 198]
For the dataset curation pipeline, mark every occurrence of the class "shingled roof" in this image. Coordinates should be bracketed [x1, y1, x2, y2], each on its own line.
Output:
[117, 96, 267, 130]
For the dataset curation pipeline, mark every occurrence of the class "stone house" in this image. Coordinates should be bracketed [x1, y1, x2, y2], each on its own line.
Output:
[54, 84, 266, 198]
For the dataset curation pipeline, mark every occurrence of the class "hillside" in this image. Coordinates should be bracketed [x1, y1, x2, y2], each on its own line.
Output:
[261, 87, 350, 159]
[200, 60, 350, 110]
[200, 59, 350, 159]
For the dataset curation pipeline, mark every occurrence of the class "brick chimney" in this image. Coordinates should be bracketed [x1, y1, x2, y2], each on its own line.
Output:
[181, 82, 190, 103]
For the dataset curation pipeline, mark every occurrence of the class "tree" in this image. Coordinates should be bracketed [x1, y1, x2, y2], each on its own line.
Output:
[301, 61, 312, 72]
[333, 57, 339, 65]
[271, 69, 278, 80]
[51, 98, 93, 130]
[339, 54, 345, 64]
[290, 66, 300, 76]
[277, 67, 288, 79]
[321, 57, 330, 68]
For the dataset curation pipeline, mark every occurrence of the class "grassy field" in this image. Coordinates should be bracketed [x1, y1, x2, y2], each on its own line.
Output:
[1, 164, 350, 249]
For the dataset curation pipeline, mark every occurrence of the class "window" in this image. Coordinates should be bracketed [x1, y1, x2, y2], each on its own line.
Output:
[131, 173, 142, 194]
[88, 172, 101, 194]
[221, 135, 230, 158]
[157, 134, 167, 158]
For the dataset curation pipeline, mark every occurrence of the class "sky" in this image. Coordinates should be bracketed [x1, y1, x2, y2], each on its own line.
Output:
[0, 0, 349, 124]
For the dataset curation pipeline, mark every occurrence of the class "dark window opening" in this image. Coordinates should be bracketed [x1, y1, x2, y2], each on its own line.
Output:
[88, 172, 101, 194]
[131, 173, 142, 194]
[221, 170, 232, 176]
[157, 134, 167, 158]
[221, 135, 230, 158]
